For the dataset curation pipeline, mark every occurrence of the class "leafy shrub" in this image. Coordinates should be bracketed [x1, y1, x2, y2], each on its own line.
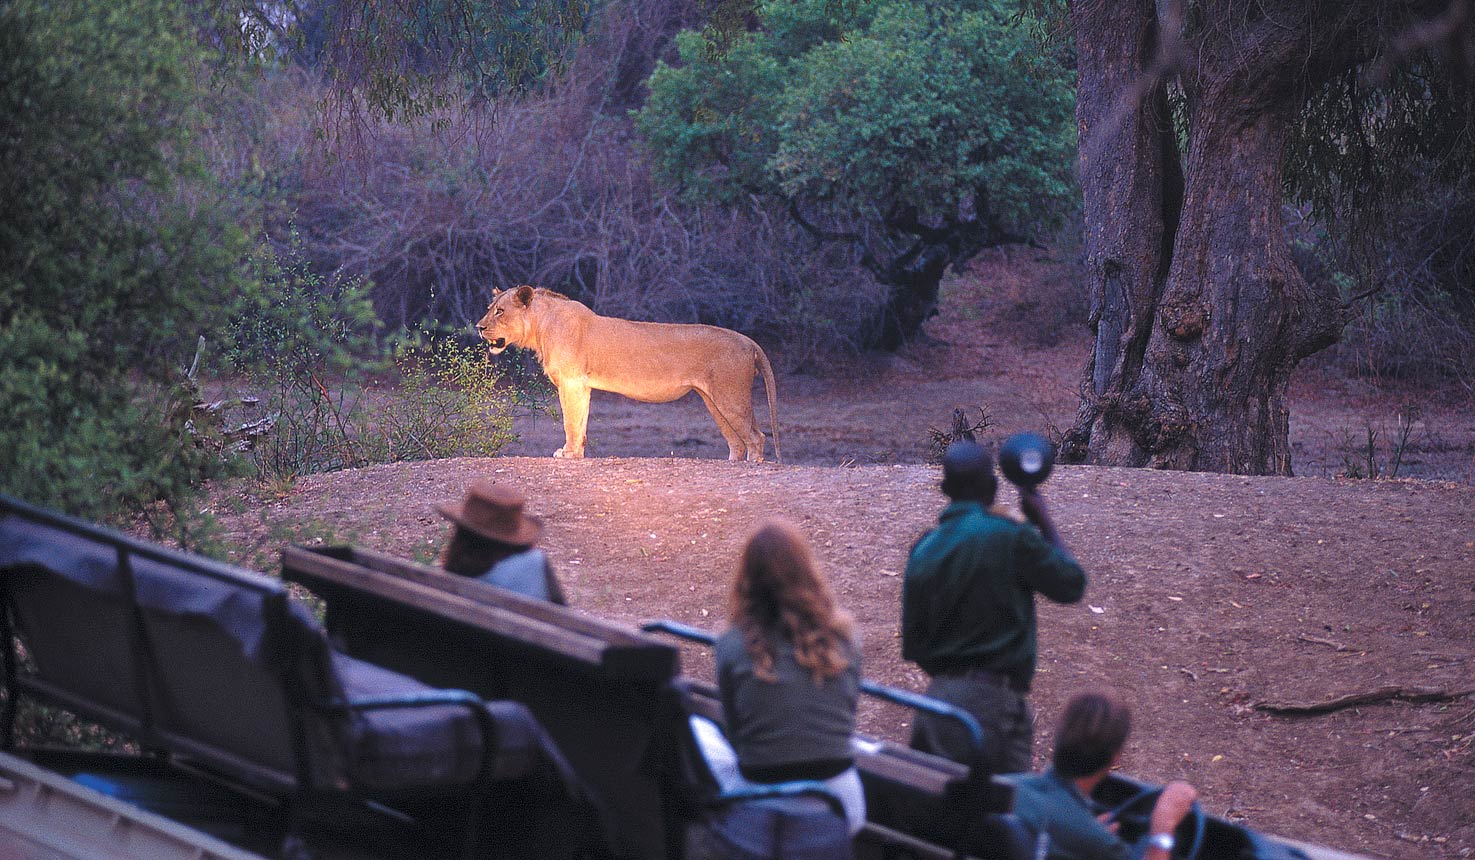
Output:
[365, 338, 546, 463]
[0, 0, 247, 532]
[219, 239, 537, 482]
[224, 231, 383, 377]
[636, 0, 1078, 345]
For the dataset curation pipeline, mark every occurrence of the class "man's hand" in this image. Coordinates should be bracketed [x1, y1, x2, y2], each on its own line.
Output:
[1018, 488, 1064, 547]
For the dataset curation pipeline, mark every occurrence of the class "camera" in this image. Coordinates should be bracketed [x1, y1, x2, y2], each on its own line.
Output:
[998, 432, 1055, 489]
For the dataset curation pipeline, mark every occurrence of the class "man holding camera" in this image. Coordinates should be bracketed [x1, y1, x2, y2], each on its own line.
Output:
[902, 439, 1086, 773]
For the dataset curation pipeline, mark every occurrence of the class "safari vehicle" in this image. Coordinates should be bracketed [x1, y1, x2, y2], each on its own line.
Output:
[1, 494, 1370, 860]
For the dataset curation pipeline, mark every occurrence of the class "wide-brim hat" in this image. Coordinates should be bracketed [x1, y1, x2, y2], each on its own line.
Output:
[436, 481, 543, 546]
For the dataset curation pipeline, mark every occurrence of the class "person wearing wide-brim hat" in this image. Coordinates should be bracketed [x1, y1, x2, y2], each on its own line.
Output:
[437, 481, 565, 604]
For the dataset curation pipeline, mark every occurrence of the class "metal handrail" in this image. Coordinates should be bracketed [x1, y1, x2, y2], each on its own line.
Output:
[640, 618, 988, 773]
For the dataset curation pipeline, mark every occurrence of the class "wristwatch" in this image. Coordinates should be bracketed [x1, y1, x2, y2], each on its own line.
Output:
[1148, 832, 1176, 852]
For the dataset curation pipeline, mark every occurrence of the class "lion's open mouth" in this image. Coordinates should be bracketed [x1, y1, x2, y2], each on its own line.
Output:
[487, 337, 507, 353]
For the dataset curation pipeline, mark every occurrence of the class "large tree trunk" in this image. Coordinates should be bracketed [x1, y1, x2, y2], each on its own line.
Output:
[1133, 101, 1340, 472]
[1062, 0, 1179, 465]
[874, 241, 952, 350]
[1066, 0, 1345, 475]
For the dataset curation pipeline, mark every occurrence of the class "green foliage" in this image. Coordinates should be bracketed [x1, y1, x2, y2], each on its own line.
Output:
[638, 30, 789, 204]
[368, 339, 530, 461]
[224, 232, 383, 377]
[1283, 19, 1475, 395]
[225, 267, 536, 482]
[637, 0, 1077, 234]
[1288, 61, 1475, 247]
[0, 0, 247, 531]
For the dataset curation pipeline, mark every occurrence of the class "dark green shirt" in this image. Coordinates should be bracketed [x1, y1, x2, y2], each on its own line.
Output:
[902, 501, 1085, 687]
[1008, 769, 1133, 860]
[715, 628, 860, 773]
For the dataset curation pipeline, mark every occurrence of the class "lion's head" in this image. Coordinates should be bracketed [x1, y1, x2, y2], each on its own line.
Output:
[475, 285, 537, 355]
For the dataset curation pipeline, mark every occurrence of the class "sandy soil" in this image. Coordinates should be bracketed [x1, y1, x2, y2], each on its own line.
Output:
[210, 251, 1475, 860]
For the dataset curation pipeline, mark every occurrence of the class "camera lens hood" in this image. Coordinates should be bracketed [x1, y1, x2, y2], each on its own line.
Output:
[999, 432, 1055, 488]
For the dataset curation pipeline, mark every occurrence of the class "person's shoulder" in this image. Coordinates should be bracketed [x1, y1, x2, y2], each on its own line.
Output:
[1007, 770, 1060, 797]
[985, 503, 1025, 524]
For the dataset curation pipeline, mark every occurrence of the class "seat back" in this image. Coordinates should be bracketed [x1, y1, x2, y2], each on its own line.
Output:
[0, 497, 340, 794]
[281, 544, 681, 859]
[1, 515, 152, 739]
[133, 561, 341, 792]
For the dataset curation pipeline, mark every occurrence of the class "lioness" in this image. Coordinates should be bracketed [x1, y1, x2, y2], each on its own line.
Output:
[477, 286, 780, 462]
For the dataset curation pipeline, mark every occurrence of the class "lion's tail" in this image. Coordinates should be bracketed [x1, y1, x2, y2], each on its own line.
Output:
[755, 344, 781, 464]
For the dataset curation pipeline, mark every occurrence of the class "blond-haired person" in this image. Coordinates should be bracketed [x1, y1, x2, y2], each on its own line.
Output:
[692, 518, 866, 835]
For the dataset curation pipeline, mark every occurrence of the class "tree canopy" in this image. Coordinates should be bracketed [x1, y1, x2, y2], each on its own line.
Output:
[0, 0, 246, 527]
[637, 0, 1077, 346]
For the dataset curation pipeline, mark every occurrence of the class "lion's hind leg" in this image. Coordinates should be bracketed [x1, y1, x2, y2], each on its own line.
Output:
[742, 414, 767, 463]
[695, 390, 753, 461]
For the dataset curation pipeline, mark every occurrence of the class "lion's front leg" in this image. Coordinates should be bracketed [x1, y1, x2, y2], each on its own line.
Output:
[554, 381, 591, 458]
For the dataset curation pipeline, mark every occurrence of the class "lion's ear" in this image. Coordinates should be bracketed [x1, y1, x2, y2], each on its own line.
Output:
[492, 287, 503, 297]
[515, 285, 535, 306]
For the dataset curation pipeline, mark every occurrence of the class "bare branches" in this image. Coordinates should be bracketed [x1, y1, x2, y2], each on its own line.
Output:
[1365, 0, 1475, 87]
[254, 67, 887, 360]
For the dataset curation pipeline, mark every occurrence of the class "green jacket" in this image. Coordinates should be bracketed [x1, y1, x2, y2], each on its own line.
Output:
[902, 500, 1085, 687]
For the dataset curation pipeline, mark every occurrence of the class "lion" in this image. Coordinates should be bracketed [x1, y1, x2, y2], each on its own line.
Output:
[476, 286, 780, 462]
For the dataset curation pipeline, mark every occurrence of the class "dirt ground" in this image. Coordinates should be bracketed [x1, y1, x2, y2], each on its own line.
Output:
[210, 252, 1475, 860]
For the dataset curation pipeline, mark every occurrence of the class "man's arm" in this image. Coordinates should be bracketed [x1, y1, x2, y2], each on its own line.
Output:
[1018, 488, 1064, 547]
[1015, 491, 1086, 603]
[1145, 781, 1199, 860]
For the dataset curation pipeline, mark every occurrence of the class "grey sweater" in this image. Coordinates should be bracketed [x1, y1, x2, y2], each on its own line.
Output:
[714, 627, 860, 773]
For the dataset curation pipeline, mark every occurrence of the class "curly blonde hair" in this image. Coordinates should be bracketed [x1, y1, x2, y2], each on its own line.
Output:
[730, 519, 854, 683]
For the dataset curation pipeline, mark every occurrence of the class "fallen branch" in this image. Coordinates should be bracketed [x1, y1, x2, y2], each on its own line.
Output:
[1255, 686, 1474, 715]
[1296, 634, 1360, 652]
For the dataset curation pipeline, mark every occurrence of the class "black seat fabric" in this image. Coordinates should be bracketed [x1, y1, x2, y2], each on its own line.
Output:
[1, 499, 616, 859]
[0, 518, 148, 734]
[0, 509, 552, 801]
[332, 652, 487, 790]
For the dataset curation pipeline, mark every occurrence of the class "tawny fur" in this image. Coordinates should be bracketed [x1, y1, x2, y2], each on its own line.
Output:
[477, 286, 781, 462]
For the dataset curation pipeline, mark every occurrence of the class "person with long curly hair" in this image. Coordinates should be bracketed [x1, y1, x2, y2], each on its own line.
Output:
[693, 518, 866, 834]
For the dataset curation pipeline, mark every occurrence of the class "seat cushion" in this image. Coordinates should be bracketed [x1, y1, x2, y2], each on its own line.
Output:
[701, 798, 853, 860]
[332, 653, 486, 791]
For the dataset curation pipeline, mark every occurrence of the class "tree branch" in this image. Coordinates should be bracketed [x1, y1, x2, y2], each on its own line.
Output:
[786, 197, 863, 243]
[1254, 685, 1474, 715]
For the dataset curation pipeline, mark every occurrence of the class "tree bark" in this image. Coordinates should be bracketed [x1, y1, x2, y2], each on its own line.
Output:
[1062, 0, 1179, 465]
[1135, 100, 1339, 472]
[1066, 0, 1347, 475]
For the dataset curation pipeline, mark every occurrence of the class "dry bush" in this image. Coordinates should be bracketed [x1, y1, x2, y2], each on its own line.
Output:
[242, 13, 890, 365]
[1294, 182, 1475, 403]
